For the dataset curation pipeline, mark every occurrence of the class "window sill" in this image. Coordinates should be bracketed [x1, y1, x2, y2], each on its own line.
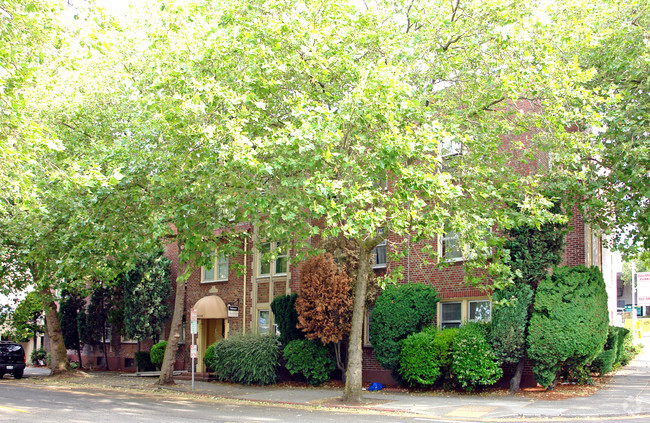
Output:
[372, 264, 387, 270]
[201, 279, 228, 284]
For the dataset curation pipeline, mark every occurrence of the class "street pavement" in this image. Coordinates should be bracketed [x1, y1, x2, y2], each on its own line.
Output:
[18, 341, 650, 421]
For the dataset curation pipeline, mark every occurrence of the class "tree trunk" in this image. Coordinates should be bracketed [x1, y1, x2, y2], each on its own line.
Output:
[158, 245, 187, 385]
[39, 286, 69, 374]
[509, 359, 524, 394]
[101, 327, 109, 370]
[342, 243, 369, 403]
[76, 345, 83, 368]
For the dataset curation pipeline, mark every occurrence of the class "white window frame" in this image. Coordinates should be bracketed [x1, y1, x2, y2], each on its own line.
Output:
[438, 298, 492, 329]
[440, 136, 463, 158]
[202, 252, 229, 283]
[440, 226, 463, 262]
[257, 242, 287, 277]
[371, 239, 387, 269]
[440, 301, 462, 329]
[257, 309, 271, 334]
[468, 300, 492, 322]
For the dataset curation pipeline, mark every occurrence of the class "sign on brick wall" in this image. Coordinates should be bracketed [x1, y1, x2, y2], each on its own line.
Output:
[637, 272, 650, 306]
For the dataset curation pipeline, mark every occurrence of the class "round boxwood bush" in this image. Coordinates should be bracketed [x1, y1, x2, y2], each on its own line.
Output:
[399, 329, 440, 387]
[150, 341, 167, 368]
[370, 283, 439, 372]
[206, 334, 280, 385]
[283, 339, 335, 386]
[431, 327, 459, 388]
[452, 323, 502, 391]
[527, 266, 608, 388]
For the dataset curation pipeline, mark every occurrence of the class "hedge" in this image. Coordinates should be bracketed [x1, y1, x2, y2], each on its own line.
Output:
[206, 334, 280, 385]
[370, 283, 439, 372]
[150, 341, 167, 368]
[399, 329, 440, 387]
[451, 323, 502, 391]
[282, 339, 334, 386]
[527, 266, 609, 388]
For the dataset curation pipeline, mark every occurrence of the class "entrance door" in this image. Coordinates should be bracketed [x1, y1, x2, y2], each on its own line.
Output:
[198, 318, 224, 372]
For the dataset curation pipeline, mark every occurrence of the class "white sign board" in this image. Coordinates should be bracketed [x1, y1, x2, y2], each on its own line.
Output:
[190, 308, 198, 322]
[228, 305, 239, 318]
[190, 344, 197, 358]
[190, 320, 198, 334]
[637, 272, 650, 306]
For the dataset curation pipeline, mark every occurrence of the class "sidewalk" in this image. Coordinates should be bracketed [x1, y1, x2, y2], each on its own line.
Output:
[25, 345, 650, 420]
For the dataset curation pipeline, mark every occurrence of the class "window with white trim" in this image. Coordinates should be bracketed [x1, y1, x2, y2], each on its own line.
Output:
[440, 302, 462, 329]
[440, 136, 462, 158]
[371, 230, 387, 269]
[202, 253, 229, 283]
[468, 300, 491, 322]
[258, 242, 287, 277]
[441, 221, 462, 262]
[258, 309, 270, 334]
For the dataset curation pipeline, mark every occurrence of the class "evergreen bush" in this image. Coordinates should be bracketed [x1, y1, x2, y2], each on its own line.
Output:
[282, 339, 335, 386]
[150, 341, 167, 368]
[612, 326, 630, 364]
[591, 349, 616, 375]
[399, 329, 440, 387]
[370, 283, 439, 372]
[271, 293, 304, 347]
[134, 351, 155, 371]
[451, 322, 502, 391]
[491, 283, 533, 363]
[527, 266, 609, 388]
[203, 344, 216, 372]
[206, 334, 280, 385]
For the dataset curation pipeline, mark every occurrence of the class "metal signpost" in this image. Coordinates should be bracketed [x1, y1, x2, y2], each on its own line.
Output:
[190, 308, 198, 390]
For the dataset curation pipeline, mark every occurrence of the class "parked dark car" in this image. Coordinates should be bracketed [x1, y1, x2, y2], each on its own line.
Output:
[0, 341, 26, 379]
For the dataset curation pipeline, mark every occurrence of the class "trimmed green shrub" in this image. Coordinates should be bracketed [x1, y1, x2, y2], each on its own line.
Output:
[491, 283, 533, 364]
[206, 334, 280, 385]
[399, 329, 440, 387]
[150, 341, 167, 368]
[451, 322, 502, 391]
[592, 349, 616, 375]
[30, 347, 47, 365]
[427, 326, 458, 388]
[612, 326, 630, 364]
[134, 351, 155, 371]
[271, 294, 304, 347]
[283, 339, 335, 386]
[527, 266, 609, 388]
[622, 328, 642, 365]
[204, 344, 216, 372]
[370, 283, 439, 372]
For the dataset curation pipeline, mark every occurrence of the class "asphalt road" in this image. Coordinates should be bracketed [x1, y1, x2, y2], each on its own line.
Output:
[0, 383, 649, 423]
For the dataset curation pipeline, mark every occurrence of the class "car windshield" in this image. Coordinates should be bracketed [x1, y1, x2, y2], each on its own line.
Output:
[0, 344, 23, 354]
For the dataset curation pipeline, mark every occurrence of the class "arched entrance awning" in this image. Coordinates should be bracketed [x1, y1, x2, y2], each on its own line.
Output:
[193, 295, 228, 319]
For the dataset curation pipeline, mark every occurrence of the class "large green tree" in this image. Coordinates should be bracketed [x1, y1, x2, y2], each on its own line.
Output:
[106, 0, 604, 402]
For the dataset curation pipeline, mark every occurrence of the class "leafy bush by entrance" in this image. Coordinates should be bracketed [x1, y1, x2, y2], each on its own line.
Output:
[370, 283, 439, 372]
[150, 341, 167, 368]
[203, 344, 216, 372]
[206, 334, 280, 385]
[451, 323, 502, 391]
[527, 266, 609, 389]
[399, 329, 440, 387]
[30, 347, 47, 366]
[282, 339, 335, 386]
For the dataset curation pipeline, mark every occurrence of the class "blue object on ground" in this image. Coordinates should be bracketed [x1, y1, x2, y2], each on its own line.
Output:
[368, 382, 383, 391]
